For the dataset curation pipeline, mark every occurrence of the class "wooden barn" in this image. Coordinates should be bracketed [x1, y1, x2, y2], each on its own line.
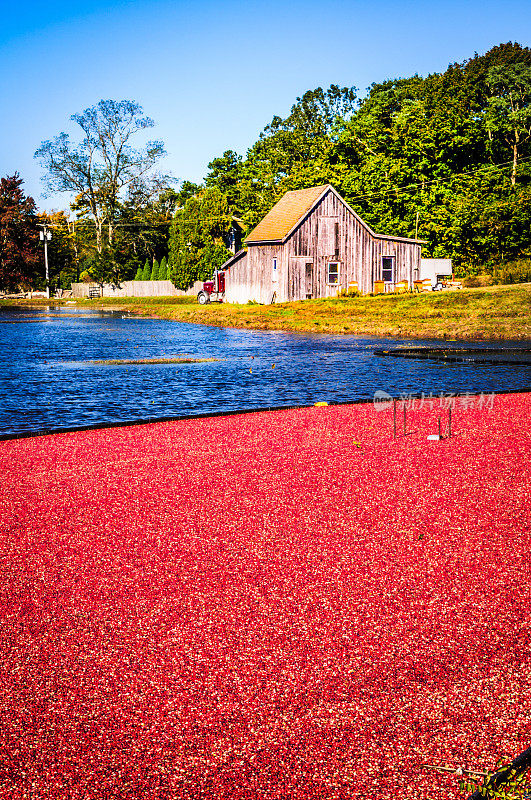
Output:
[222, 184, 425, 303]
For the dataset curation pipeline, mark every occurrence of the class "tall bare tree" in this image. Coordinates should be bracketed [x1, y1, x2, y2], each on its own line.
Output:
[35, 100, 166, 252]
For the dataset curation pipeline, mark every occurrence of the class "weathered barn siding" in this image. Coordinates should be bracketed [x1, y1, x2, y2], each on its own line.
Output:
[248, 244, 284, 304]
[225, 248, 282, 304]
[223, 186, 423, 304]
[372, 238, 421, 287]
[224, 252, 251, 303]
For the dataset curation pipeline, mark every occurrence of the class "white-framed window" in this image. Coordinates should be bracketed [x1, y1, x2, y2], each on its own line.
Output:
[382, 256, 394, 283]
[272, 257, 278, 282]
[327, 262, 339, 285]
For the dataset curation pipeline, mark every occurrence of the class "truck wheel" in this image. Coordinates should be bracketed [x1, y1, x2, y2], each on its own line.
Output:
[197, 291, 210, 304]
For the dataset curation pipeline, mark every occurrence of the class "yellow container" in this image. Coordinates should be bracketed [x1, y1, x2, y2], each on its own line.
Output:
[395, 280, 409, 293]
[374, 280, 385, 294]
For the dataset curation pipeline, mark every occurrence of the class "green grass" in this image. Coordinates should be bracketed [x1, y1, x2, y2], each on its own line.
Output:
[4, 283, 531, 339]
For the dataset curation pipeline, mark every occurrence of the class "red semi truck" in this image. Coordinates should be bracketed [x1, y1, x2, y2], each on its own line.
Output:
[197, 270, 225, 304]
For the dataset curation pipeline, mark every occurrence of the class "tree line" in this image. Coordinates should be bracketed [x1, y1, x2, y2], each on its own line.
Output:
[1, 42, 530, 294]
[201, 41, 531, 281]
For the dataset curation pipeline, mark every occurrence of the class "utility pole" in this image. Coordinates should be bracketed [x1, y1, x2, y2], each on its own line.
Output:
[68, 217, 80, 283]
[38, 224, 52, 298]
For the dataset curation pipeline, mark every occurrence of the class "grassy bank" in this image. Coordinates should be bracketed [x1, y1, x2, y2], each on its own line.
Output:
[3, 282, 531, 339]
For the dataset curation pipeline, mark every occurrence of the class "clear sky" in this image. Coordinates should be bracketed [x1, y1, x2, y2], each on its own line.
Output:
[1, 0, 530, 211]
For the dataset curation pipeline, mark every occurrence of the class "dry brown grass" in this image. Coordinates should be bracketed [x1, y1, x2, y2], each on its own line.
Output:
[4, 283, 531, 339]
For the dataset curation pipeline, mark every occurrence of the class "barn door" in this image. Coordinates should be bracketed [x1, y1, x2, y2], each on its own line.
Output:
[305, 262, 313, 299]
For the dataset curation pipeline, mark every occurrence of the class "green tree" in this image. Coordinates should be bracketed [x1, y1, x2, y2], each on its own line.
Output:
[141, 259, 151, 280]
[325, 44, 531, 271]
[134, 266, 143, 280]
[168, 187, 232, 289]
[159, 256, 168, 280]
[486, 63, 531, 185]
[113, 179, 176, 266]
[151, 259, 159, 280]
[173, 181, 202, 208]
[123, 255, 141, 281]
[81, 248, 123, 288]
[205, 150, 244, 211]
[199, 241, 233, 274]
[204, 86, 357, 231]
[200, 43, 531, 277]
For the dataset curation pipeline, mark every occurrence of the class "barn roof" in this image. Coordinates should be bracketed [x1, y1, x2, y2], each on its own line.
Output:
[245, 185, 329, 243]
[244, 184, 426, 246]
[221, 249, 247, 270]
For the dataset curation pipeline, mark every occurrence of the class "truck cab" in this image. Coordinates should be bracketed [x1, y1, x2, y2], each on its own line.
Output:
[197, 270, 226, 304]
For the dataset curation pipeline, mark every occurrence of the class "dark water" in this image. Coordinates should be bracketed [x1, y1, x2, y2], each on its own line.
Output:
[1, 306, 530, 437]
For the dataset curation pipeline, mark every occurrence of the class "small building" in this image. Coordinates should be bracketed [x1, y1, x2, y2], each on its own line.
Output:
[222, 184, 426, 304]
[419, 258, 453, 289]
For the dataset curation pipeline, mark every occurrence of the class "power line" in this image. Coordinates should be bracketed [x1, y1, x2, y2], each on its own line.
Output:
[40, 156, 531, 232]
[348, 156, 531, 203]
[42, 217, 236, 228]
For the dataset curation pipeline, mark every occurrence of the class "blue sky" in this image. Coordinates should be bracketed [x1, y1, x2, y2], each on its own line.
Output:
[1, 0, 530, 211]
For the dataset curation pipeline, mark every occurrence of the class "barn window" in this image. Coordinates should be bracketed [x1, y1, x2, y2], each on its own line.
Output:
[382, 256, 394, 282]
[272, 258, 278, 282]
[327, 262, 339, 285]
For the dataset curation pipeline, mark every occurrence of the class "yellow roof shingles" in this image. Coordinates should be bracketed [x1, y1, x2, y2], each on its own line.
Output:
[245, 185, 329, 243]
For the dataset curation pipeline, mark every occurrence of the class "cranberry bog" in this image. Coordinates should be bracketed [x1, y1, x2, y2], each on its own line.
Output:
[1, 394, 530, 799]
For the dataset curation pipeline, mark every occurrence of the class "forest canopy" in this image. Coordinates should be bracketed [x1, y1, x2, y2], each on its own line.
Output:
[2, 41, 529, 293]
[201, 42, 531, 278]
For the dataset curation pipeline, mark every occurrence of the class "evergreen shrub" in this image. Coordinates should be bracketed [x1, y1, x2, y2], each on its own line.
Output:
[141, 260, 151, 281]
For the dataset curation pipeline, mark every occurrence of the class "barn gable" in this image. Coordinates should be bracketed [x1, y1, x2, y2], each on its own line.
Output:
[223, 185, 425, 304]
[246, 184, 422, 246]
